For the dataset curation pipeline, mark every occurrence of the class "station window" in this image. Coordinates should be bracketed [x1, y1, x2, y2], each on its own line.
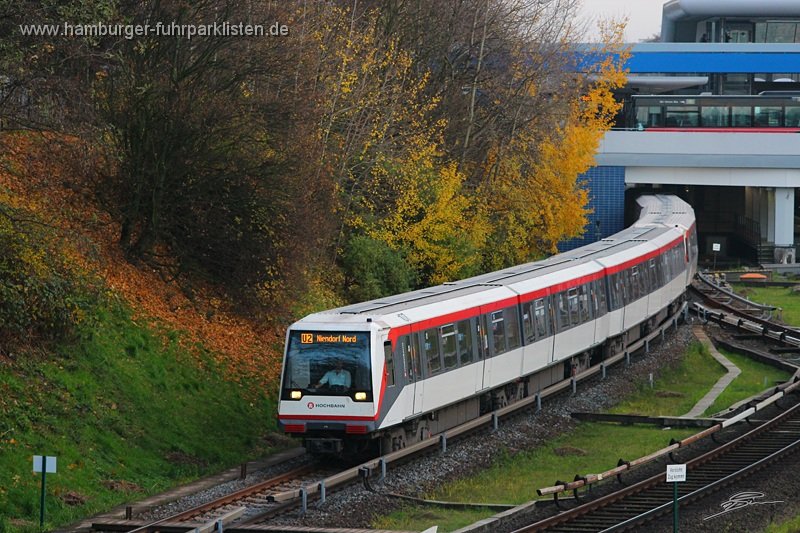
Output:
[731, 106, 753, 127]
[423, 328, 441, 375]
[457, 320, 473, 365]
[441, 324, 458, 370]
[701, 106, 729, 127]
[491, 310, 507, 355]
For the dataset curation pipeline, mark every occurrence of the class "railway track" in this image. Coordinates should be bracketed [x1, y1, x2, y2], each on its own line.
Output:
[92, 305, 690, 532]
[513, 395, 800, 532]
[92, 464, 341, 532]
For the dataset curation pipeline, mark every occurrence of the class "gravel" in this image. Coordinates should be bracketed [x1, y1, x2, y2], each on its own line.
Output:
[133, 320, 800, 533]
[266, 324, 701, 529]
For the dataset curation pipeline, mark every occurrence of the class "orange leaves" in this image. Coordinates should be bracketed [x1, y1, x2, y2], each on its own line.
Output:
[0, 132, 283, 391]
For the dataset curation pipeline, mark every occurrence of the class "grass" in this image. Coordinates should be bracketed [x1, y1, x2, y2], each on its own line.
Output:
[766, 514, 800, 533]
[733, 285, 800, 326]
[373, 337, 794, 532]
[373, 424, 697, 532]
[0, 302, 283, 532]
[703, 348, 791, 416]
[608, 341, 723, 417]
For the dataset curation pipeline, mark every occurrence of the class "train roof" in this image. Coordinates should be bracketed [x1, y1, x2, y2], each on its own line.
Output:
[294, 195, 695, 330]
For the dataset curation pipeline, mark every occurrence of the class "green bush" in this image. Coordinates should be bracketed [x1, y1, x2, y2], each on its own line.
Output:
[341, 235, 414, 303]
[0, 212, 92, 349]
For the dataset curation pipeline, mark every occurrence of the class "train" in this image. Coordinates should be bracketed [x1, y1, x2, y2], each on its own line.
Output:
[277, 195, 698, 455]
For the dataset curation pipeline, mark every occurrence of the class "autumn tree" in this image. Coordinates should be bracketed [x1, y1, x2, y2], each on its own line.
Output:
[95, 0, 308, 304]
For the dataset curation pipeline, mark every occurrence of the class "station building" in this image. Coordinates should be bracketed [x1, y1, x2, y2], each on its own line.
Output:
[562, 0, 800, 267]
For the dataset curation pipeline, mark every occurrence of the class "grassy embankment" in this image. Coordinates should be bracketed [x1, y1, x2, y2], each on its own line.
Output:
[0, 135, 287, 532]
[374, 342, 790, 532]
[0, 302, 283, 532]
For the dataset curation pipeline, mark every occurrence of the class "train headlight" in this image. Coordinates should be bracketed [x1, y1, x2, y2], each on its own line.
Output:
[354, 392, 367, 401]
[290, 390, 302, 400]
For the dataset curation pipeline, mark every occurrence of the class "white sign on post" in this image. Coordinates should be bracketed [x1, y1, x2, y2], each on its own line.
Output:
[712, 243, 721, 252]
[33, 456, 57, 474]
[666, 464, 686, 483]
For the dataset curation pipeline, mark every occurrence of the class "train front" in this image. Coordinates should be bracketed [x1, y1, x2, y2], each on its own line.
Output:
[277, 318, 383, 455]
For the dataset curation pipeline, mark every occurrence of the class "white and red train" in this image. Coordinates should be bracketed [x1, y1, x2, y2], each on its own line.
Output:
[278, 195, 698, 455]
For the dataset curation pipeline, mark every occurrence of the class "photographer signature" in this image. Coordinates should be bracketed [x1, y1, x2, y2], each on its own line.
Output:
[703, 491, 783, 521]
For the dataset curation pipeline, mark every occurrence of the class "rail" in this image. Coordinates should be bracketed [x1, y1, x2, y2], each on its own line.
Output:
[535, 355, 800, 499]
[695, 271, 778, 319]
[264, 305, 690, 506]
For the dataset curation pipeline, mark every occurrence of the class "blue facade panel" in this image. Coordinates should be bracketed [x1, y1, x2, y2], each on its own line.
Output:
[575, 45, 800, 74]
[558, 166, 626, 252]
[627, 52, 800, 74]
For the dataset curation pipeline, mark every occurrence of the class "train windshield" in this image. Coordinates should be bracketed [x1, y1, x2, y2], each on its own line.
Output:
[282, 331, 372, 399]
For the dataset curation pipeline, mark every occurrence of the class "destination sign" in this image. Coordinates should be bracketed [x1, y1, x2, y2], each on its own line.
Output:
[300, 332, 359, 344]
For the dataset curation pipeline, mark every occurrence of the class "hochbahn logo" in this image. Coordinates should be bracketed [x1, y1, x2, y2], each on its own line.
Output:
[307, 402, 345, 409]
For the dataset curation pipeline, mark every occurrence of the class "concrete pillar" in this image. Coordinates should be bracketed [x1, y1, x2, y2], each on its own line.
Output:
[744, 187, 755, 220]
[759, 188, 769, 241]
[767, 188, 776, 244]
[774, 187, 795, 247]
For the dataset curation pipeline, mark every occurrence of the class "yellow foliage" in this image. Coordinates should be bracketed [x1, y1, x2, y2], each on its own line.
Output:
[480, 20, 629, 268]
[374, 161, 488, 284]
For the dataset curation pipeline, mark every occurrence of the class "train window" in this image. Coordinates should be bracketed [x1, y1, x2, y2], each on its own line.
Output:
[477, 317, 488, 359]
[640, 265, 648, 294]
[504, 306, 521, 350]
[423, 328, 442, 375]
[457, 320, 473, 365]
[621, 270, 630, 304]
[534, 298, 547, 338]
[404, 334, 419, 381]
[384, 341, 395, 387]
[491, 310, 507, 355]
[630, 266, 640, 301]
[556, 291, 570, 331]
[608, 273, 620, 310]
[649, 258, 658, 289]
[522, 302, 535, 344]
[441, 324, 458, 370]
[282, 331, 372, 400]
[578, 285, 591, 322]
[567, 288, 580, 325]
[595, 280, 607, 315]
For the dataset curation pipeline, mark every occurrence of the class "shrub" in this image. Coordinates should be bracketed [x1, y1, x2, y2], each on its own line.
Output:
[341, 235, 414, 303]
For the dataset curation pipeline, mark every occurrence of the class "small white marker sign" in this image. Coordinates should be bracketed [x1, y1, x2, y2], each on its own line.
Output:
[666, 464, 686, 483]
[33, 456, 57, 474]
[712, 243, 721, 252]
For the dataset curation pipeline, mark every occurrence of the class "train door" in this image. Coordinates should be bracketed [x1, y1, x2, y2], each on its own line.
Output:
[475, 314, 490, 391]
[411, 332, 425, 414]
[399, 334, 424, 416]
